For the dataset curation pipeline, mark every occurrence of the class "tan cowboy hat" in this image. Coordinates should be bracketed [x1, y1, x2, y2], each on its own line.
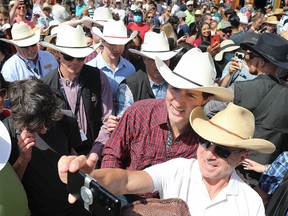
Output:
[155, 48, 234, 102]
[273, 8, 285, 15]
[264, 16, 280, 25]
[0, 22, 40, 47]
[0, 121, 11, 171]
[215, 40, 239, 61]
[40, 25, 94, 58]
[92, 19, 137, 45]
[190, 103, 275, 153]
[92, 7, 113, 27]
[129, 32, 182, 61]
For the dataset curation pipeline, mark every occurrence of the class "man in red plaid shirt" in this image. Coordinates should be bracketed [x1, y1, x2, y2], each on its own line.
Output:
[101, 48, 233, 202]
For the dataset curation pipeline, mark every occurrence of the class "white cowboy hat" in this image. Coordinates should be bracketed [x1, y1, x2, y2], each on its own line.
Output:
[129, 31, 182, 60]
[40, 25, 94, 58]
[214, 39, 239, 61]
[0, 121, 11, 171]
[92, 7, 113, 27]
[0, 23, 11, 32]
[92, 19, 137, 45]
[43, 25, 59, 43]
[190, 103, 275, 154]
[43, 20, 61, 34]
[155, 48, 234, 102]
[0, 22, 40, 47]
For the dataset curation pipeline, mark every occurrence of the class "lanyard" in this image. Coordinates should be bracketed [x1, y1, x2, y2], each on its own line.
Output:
[59, 78, 82, 118]
[17, 54, 43, 77]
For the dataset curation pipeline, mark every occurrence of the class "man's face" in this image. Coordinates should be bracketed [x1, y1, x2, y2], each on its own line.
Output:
[165, 86, 208, 129]
[195, 14, 202, 22]
[219, 27, 232, 40]
[16, 44, 38, 60]
[197, 142, 247, 182]
[248, 53, 261, 75]
[143, 57, 169, 81]
[58, 52, 85, 76]
[187, 4, 193, 12]
[102, 40, 125, 61]
[204, 15, 212, 25]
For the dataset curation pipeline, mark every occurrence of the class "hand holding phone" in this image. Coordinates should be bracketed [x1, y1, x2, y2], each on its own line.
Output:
[67, 170, 121, 216]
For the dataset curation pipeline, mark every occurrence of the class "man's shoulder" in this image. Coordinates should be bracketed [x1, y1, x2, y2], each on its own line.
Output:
[127, 99, 166, 116]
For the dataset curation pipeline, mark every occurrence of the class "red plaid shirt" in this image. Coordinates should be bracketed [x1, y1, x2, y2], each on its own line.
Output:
[102, 99, 199, 171]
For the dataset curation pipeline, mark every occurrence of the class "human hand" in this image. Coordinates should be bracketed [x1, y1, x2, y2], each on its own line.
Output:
[207, 41, 220, 58]
[17, 130, 36, 163]
[58, 153, 99, 203]
[242, 159, 265, 173]
[106, 115, 120, 133]
[229, 58, 242, 74]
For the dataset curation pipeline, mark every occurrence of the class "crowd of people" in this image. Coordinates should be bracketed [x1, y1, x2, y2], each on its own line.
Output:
[0, 0, 288, 215]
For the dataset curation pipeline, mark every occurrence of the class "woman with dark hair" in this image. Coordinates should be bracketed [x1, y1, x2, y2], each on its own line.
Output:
[0, 30, 13, 71]
[192, 21, 211, 47]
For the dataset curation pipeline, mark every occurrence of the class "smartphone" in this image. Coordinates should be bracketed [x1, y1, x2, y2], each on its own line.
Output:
[210, 34, 220, 46]
[67, 171, 122, 216]
[234, 52, 244, 68]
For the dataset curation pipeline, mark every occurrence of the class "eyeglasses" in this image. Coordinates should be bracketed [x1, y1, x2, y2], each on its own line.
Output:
[187, 5, 193, 7]
[200, 138, 245, 159]
[62, 53, 86, 61]
[147, 16, 153, 19]
[0, 88, 7, 98]
[19, 43, 37, 50]
[150, 7, 156, 10]
[17, 5, 26, 10]
[221, 28, 232, 34]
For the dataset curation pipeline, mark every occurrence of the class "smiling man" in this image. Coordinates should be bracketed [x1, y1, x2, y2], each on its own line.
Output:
[58, 103, 275, 216]
[0, 22, 58, 81]
[100, 48, 233, 202]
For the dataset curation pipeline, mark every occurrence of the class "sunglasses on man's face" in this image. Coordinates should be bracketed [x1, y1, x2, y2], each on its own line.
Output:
[221, 28, 232, 34]
[200, 138, 245, 159]
[19, 43, 37, 50]
[0, 88, 7, 98]
[62, 53, 86, 62]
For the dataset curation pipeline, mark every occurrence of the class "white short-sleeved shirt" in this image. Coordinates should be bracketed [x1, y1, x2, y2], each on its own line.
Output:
[145, 158, 265, 216]
[1, 51, 58, 81]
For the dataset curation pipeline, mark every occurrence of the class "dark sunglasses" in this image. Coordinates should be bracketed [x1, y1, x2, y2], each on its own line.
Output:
[19, 43, 37, 50]
[200, 138, 245, 159]
[147, 16, 153, 19]
[0, 88, 7, 98]
[221, 28, 232, 34]
[18, 5, 26, 10]
[187, 5, 193, 7]
[62, 53, 86, 62]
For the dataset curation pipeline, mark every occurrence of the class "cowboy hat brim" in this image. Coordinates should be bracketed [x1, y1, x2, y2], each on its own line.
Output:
[128, 47, 182, 61]
[0, 29, 41, 47]
[189, 106, 276, 154]
[92, 26, 138, 45]
[155, 56, 234, 102]
[40, 41, 94, 58]
[214, 45, 240, 61]
[244, 43, 288, 69]
[0, 121, 11, 171]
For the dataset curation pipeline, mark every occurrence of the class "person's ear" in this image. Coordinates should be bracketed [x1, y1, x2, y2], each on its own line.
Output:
[239, 151, 250, 164]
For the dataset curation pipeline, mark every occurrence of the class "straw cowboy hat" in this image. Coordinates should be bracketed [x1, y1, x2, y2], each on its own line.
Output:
[215, 39, 239, 61]
[0, 121, 11, 171]
[92, 19, 137, 45]
[264, 16, 280, 25]
[0, 22, 40, 47]
[242, 33, 288, 69]
[155, 48, 234, 102]
[273, 8, 285, 15]
[40, 25, 94, 58]
[129, 32, 182, 60]
[92, 7, 113, 27]
[190, 103, 275, 153]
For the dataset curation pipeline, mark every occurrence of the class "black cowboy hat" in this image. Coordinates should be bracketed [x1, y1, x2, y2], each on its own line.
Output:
[242, 33, 288, 69]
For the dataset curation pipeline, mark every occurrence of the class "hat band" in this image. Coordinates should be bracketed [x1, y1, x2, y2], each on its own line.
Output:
[208, 120, 248, 140]
[142, 49, 170, 53]
[56, 45, 91, 48]
[13, 33, 35, 41]
[220, 43, 236, 51]
[104, 35, 129, 39]
[172, 71, 202, 86]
